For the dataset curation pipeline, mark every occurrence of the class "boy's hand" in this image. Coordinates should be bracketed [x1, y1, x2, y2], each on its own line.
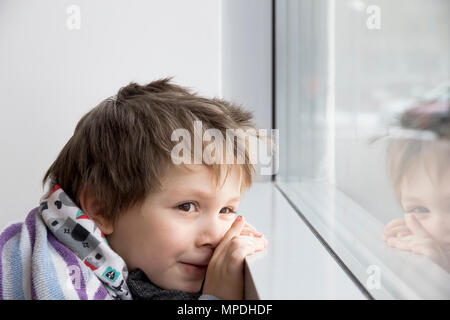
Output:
[202, 216, 267, 300]
[382, 218, 412, 240]
[383, 214, 450, 271]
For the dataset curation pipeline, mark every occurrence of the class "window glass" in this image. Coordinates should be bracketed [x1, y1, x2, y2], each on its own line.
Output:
[276, 0, 450, 298]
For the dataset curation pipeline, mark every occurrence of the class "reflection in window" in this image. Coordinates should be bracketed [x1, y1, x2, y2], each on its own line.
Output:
[384, 88, 450, 274]
[276, 0, 450, 298]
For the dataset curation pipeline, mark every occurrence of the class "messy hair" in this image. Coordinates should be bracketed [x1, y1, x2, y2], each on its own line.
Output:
[387, 90, 450, 199]
[42, 77, 262, 223]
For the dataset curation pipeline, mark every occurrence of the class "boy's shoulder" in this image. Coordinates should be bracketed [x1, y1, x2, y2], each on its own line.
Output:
[0, 207, 38, 252]
[0, 207, 110, 300]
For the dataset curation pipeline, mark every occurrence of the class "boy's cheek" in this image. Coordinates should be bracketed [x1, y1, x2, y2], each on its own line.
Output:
[153, 219, 190, 242]
[159, 233, 187, 247]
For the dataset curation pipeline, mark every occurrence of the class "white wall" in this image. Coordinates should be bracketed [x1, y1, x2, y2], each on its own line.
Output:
[0, 0, 221, 231]
[221, 0, 272, 131]
[221, 0, 273, 182]
[0, 0, 273, 231]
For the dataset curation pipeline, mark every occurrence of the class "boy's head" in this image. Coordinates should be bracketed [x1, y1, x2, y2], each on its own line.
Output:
[387, 93, 450, 242]
[388, 138, 450, 242]
[43, 77, 261, 291]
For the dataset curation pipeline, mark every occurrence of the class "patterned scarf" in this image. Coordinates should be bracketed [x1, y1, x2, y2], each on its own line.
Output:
[37, 183, 132, 299]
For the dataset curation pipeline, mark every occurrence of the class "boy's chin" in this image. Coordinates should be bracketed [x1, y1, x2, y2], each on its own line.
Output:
[172, 280, 203, 293]
[163, 276, 203, 293]
[145, 270, 203, 293]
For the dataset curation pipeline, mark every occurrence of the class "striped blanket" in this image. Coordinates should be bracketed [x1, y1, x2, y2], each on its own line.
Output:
[0, 184, 132, 300]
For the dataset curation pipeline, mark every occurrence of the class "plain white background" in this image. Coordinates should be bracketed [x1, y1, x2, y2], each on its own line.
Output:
[0, 0, 272, 231]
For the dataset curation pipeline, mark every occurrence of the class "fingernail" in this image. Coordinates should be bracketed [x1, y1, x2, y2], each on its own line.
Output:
[236, 215, 243, 222]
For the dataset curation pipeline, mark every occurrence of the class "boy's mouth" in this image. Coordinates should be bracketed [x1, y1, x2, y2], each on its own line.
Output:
[179, 261, 208, 273]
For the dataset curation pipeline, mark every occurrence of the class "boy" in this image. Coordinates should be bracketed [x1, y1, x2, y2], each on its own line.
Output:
[382, 93, 450, 272]
[0, 77, 267, 300]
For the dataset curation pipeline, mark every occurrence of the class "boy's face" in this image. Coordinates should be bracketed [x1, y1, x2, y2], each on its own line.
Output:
[399, 142, 450, 243]
[106, 164, 242, 292]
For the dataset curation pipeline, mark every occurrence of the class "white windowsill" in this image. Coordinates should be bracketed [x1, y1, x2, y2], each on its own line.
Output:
[240, 182, 367, 299]
[275, 180, 450, 299]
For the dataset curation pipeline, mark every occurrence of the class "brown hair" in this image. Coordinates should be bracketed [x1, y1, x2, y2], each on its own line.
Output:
[387, 138, 450, 201]
[42, 77, 262, 223]
[387, 92, 450, 200]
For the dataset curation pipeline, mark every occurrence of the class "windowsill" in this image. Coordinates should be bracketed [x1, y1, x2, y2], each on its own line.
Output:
[240, 182, 367, 299]
[275, 180, 450, 299]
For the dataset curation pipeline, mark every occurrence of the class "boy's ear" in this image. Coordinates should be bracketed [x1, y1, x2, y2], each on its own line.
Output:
[79, 185, 114, 235]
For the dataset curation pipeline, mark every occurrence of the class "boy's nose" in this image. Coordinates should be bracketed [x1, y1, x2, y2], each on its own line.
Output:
[195, 215, 227, 249]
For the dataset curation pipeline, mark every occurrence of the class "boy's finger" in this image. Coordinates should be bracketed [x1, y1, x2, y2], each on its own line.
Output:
[405, 214, 430, 238]
[240, 230, 258, 237]
[239, 235, 268, 252]
[215, 215, 245, 253]
[241, 226, 263, 237]
[383, 225, 411, 237]
[225, 237, 266, 273]
[387, 236, 413, 251]
[384, 218, 406, 230]
[397, 230, 412, 237]
[254, 235, 267, 250]
[226, 245, 254, 273]
[243, 222, 262, 236]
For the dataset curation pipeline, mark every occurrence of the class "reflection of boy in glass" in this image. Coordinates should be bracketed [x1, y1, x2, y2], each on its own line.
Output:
[383, 87, 450, 272]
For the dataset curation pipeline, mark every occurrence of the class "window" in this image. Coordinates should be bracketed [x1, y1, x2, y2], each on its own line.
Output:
[275, 0, 450, 299]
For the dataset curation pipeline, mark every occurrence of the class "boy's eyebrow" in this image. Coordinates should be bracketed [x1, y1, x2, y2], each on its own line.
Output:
[401, 194, 423, 203]
[171, 188, 240, 202]
[226, 196, 241, 202]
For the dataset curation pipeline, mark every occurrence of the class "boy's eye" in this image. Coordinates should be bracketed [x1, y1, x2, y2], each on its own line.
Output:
[177, 202, 196, 213]
[219, 207, 236, 214]
[407, 206, 430, 214]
